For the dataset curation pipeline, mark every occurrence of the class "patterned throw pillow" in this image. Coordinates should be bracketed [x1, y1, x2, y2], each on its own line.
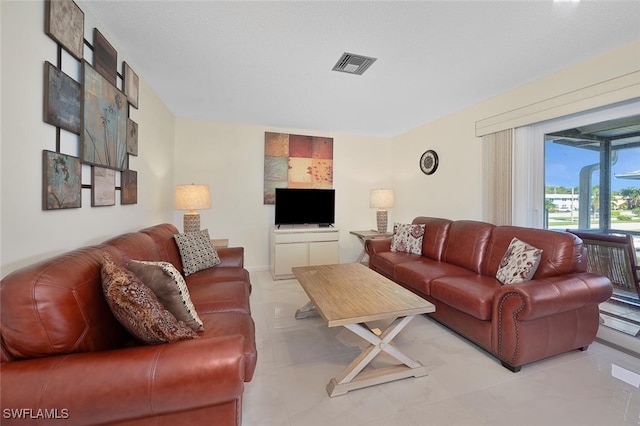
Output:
[173, 229, 221, 276]
[127, 260, 204, 332]
[496, 238, 543, 285]
[390, 223, 425, 255]
[101, 254, 198, 344]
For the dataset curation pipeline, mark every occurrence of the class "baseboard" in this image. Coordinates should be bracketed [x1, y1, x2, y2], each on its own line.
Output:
[246, 265, 270, 273]
[596, 324, 640, 358]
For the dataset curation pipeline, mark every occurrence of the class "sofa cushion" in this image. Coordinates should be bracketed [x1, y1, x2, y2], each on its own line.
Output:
[0, 245, 131, 360]
[139, 223, 186, 273]
[127, 260, 204, 331]
[187, 280, 252, 314]
[102, 232, 162, 264]
[496, 238, 543, 285]
[369, 251, 421, 279]
[442, 220, 495, 273]
[394, 259, 475, 295]
[391, 223, 425, 255]
[412, 217, 452, 260]
[186, 266, 251, 286]
[101, 254, 199, 344]
[430, 275, 502, 321]
[484, 226, 582, 278]
[174, 229, 221, 276]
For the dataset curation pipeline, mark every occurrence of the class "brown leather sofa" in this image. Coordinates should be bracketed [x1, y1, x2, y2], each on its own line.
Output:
[367, 217, 613, 372]
[1, 224, 256, 425]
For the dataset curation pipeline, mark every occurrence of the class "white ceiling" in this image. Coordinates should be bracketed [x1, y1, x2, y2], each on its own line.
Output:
[76, 0, 640, 137]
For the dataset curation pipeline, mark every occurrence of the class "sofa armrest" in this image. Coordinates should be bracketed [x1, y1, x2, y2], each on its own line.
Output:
[366, 238, 392, 255]
[494, 272, 613, 321]
[1, 335, 245, 425]
[216, 247, 244, 268]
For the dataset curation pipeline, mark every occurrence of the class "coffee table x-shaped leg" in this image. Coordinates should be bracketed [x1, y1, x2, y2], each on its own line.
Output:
[327, 315, 428, 397]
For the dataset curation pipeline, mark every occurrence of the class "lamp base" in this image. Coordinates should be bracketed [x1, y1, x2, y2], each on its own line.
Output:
[183, 212, 201, 233]
[376, 210, 388, 233]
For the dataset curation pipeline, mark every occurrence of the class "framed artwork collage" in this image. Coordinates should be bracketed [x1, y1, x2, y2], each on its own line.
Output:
[42, 0, 139, 210]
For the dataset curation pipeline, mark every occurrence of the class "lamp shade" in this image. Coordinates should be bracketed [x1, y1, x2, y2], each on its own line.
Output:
[175, 184, 211, 212]
[370, 189, 394, 209]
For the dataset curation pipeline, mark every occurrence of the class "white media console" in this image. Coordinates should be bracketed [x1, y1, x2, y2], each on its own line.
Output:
[271, 226, 340, 280]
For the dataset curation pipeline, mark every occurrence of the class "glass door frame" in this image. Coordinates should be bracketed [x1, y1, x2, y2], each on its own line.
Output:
[512, 99, 640, 229]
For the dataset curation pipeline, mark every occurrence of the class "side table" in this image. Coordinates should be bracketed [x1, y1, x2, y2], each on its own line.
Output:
[211, 238, 229, 249]
[349, 230, 394, 264]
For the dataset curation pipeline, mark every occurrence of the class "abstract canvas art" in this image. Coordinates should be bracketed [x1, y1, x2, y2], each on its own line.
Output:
[121, 170, 138, 205]
[43, 150, 82, 210]
[126, 118, 138, 155]
[93, 29, 117, 86]
[45, 0, 84, 60]
[44, 61, 81, 134]
[123, 62, 139, 109]
[91, 166, 115, 206]
[263, 132, 333, 204]
[81, 61, 128, 171]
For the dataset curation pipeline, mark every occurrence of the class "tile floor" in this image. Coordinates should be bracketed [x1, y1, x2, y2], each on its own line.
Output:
[242, 270, 640, 426]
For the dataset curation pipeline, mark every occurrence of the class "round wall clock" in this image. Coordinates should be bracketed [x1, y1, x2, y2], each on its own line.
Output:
[419, 150, 439, 175]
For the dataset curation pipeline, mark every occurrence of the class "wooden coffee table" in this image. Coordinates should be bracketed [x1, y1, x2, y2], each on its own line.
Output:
[293, 263, 435, 397]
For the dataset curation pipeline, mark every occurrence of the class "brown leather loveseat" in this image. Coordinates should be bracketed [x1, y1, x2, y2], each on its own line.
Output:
[1, 224, 256, 425]
[367, 217, 613, 372]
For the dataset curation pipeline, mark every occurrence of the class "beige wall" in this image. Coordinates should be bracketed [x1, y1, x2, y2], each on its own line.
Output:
[391, 109, 485, 223]
[173, 119, 391, 269]
[1, 1, 175, 276]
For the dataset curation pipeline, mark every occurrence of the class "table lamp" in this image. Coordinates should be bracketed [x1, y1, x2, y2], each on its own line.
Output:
[175, 184, 211, 233]
[370, 189, 394, 233]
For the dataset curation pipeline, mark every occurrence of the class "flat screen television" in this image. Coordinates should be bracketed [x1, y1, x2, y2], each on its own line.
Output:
[275, 188, 335, 227]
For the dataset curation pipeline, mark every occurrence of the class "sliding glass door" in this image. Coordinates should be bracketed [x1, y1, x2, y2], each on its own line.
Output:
[544, 116, 640, 237]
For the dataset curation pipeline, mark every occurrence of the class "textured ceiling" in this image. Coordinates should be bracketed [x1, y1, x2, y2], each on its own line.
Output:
[76, 0, 640, 137]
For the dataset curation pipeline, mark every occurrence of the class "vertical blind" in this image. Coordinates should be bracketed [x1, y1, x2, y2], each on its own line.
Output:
[483, 129, 513, 225]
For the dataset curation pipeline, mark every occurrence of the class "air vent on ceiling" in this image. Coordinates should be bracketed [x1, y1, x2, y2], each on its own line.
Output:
[332, 52, 377, 75]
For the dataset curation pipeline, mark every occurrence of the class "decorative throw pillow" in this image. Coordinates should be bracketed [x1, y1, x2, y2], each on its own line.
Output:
[496, 237, 543, 285]
[390, 223, 425, 255]
[127, 260, 204, 332]
[173, 229, 221, 276]
[101, 253, 198, 344]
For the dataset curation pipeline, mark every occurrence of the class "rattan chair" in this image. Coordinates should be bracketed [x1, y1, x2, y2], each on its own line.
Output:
[568, 230, 640, 306]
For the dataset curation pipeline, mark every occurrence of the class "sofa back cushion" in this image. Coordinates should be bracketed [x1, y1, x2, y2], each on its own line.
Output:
[102, 231, 163, 265]
[483, 226, 583, 278]
[442, 220, 495, 273]
[140, 224, 185, 274]
[0, 245, 131, 360]
[412, 217, 453, 261]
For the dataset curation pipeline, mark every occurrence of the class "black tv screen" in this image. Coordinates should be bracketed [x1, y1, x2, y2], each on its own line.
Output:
[275, 188, 335, 226]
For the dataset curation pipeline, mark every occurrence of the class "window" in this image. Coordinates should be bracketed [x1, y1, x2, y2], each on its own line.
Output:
[513, 100, 640, 230]
[544, 116, 640, 236]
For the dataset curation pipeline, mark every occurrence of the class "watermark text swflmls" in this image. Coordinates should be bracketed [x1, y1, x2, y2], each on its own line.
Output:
[3, 408, 70, 420]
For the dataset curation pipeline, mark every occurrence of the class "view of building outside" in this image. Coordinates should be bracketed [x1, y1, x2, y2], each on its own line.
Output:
[544, 121, 640, 258]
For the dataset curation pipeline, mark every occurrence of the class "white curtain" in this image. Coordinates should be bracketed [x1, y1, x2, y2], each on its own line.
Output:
[483, 129, 513, 225]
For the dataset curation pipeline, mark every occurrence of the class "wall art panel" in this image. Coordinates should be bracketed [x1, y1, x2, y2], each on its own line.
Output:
[44, 61, 81, 134]
[93, 28, 117, 86]
[121, 170, 138, 205]
[263, 132, 333, 204]
[91, 166, 116, 206]
[81, 61, 128, 171]
[43, 150, 82, 210]
[45, 0, 84, 60]
[126, 118, 138, 155]
[123, 62, 139, 109]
